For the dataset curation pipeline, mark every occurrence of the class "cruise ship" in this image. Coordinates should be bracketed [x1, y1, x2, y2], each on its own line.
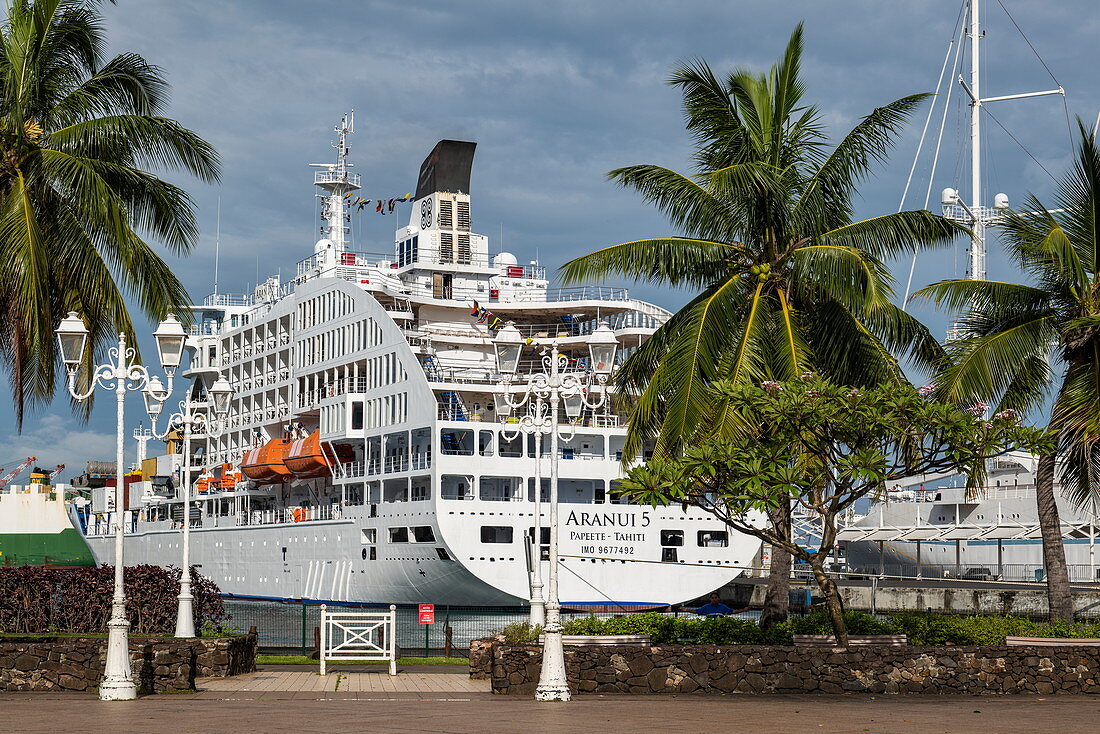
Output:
[79, 114, 760, 607]
[838, 454, 1100, 583]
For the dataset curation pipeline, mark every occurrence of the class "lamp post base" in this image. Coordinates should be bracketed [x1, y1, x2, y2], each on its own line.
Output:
[535, 624, 571, 702]
[99, 613, 137, 701]
[535, 683, 571, 702]
[174, 590, 196, 638]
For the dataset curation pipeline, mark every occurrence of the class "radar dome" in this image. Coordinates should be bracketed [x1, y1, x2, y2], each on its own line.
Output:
[493, 252, 518, 267]
[314, 238, 335, 254]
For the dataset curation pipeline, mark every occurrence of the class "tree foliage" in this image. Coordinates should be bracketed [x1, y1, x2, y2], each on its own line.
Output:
[559, 25, 962, 461]
[616, 376, 1050, 643]
[0, 0, 220, 427]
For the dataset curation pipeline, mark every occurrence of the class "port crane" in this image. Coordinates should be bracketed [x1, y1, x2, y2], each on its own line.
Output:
[0, 456, 36, 487]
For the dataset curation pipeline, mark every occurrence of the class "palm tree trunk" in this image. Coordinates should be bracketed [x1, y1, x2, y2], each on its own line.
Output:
[1036, 452, 1074, 621]
[760, 503, 791, 630]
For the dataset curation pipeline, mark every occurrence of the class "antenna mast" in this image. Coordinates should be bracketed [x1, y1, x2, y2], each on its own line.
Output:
[309, 111, 362, 256]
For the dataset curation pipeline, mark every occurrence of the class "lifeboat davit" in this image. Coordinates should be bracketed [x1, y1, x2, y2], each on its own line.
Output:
[284, 432, 332, 479]
[241, 439, 292, 484]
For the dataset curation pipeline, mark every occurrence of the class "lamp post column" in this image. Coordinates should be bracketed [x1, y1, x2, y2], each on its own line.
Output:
[101, 333, 138, 701]
[529, 395, 545, 627]
[535, 344, 570, 702]
[175, 405, 196, 638]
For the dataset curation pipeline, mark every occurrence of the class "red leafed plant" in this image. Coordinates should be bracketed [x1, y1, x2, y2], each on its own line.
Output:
[0, 565, 230, 635]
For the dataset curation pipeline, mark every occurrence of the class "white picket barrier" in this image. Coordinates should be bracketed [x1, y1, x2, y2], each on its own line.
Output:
[319, 604, 397, 676]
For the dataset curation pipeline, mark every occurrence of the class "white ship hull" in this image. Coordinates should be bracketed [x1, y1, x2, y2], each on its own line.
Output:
[86, 500, 757, 606]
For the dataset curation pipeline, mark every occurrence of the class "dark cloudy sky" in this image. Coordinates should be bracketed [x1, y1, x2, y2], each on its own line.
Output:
[2, 0, 1096, 476]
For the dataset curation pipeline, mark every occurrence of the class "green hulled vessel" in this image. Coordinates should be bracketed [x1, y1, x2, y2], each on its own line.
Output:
[0, 472, 95, 567]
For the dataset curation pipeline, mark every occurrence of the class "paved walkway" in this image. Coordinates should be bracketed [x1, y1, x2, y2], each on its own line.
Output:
[196, 670, 488, 697]
[4, 692, 1100, 733]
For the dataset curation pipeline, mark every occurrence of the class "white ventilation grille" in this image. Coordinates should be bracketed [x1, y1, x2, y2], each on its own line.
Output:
[439, 199, 453, 229]
[439, 232, 454, 263]
[457, 201, 470, 231]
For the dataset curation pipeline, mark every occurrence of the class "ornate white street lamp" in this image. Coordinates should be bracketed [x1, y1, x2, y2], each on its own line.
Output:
[55, 312, 182, 701]
[144, 376, 231, 637]
[494, 322, 618, 702]
[498, 388, 547, 626]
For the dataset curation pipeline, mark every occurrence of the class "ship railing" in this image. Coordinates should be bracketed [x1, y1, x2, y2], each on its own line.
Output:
[436, 403, 619, 427]
[203, 293, 254, 307]
[314, 170, 361, 187]
[844, 563, 1100, 584]
[236, 502, 345, 527]
[336, 269, 634, 304]
[383, 456, 409, 473]
[296, 377, 371, 408]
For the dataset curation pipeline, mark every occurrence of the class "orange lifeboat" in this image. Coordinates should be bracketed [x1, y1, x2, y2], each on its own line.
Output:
[284, 432, 332, 479]
[241, 439, 293, 483]
[196, 475, 213, 494]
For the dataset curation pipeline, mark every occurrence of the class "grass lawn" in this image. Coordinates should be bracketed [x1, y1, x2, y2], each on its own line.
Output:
[257, 655, 467, 666]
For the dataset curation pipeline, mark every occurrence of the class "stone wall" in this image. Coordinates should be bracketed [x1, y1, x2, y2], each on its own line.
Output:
[0, 635, 256, 693]
[488, 643, 1100, 696]
[469, 637, 498, 680]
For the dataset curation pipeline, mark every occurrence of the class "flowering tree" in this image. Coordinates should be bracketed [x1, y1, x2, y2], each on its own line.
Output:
[616, 376, 1050, 645]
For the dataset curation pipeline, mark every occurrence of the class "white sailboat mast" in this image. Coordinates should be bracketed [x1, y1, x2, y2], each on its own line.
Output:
[969, 0, 985, 282]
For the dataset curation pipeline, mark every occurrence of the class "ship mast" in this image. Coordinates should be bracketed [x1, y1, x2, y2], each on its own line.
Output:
[942, 0, 1064, 336]
[968, 0, 984, 284]
[310, 112, 362, 257]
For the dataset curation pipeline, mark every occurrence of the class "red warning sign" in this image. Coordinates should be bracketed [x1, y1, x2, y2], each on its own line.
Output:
[418, 603, 435, 624]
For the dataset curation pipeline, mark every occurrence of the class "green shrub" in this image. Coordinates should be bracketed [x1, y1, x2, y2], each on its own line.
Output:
[502, 612, 1100, 647]
[785, 611, 899, 637]
[500, 621, 541, 644]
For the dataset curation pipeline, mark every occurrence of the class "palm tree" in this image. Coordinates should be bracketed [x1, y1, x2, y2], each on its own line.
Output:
[914, 122, 1100, 622]
[559, 26, 959, 627]
[0, 0, 220, 428]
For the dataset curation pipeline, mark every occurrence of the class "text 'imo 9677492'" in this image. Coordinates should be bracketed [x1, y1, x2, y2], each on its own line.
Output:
[79, 114, 761, 607]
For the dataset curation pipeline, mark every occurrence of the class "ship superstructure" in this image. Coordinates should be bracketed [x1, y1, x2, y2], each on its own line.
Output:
[82, 114, 760, 606]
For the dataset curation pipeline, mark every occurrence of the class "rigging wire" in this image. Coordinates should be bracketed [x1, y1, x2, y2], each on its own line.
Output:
[995, 0, 1074, 154]
[903, 10, 966, 306]
[981, 103, 1060, 184]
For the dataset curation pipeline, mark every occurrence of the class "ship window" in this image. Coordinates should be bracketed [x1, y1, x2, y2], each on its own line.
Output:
[436, 547, 451, 561]
[481, 526, 513, 544]
[441, 474, 473, 501]
[351, 401, 364, 430]
[479, 430, 494, 456]
[388, 527, 409, 543]
[661, 530, 684, 547]
[369, 547, 377, 560]
[440, 428, 474, 455]
[608, 480, 632, 505]
[479, 476, 523, 502]
[361, 529, 376, 544]
[383, 478, 408, 503]
[411, 476, 431, 502]
[698, 530, 728, 547]
[498, 432, 524, 457]
[411, 526, 436, 543]
[527, 478, 550, 503]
